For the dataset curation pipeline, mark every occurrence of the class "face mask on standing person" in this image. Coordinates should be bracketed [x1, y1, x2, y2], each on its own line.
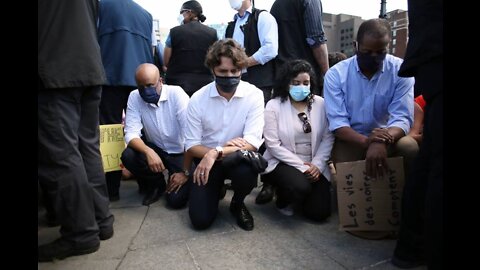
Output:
[229, 0, 243, 10]
[177, 14, 185, 25]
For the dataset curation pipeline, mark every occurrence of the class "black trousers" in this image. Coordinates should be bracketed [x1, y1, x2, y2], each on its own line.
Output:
[99, 85, 135, 197]
[395, 58, 443, 269]
[263, 163, 331, 221]
[121, 142, 190, 209]
[38, 85, 114, 245]
[189, 160, 258, 230]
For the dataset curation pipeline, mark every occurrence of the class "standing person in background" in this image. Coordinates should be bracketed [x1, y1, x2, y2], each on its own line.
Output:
[163, 0, 218, 97]
[154, 42, 165, 81]
[392, 0, 443, 269]
[225, 0, 278, 105]
[270, 0, 329, 96]
[185, 39, 264, 231]
[38, 0, 115, 261]
[98, 0, 156, 201]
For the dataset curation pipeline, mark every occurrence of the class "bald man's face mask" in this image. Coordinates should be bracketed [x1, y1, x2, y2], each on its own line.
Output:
[138, 82, 160, 105]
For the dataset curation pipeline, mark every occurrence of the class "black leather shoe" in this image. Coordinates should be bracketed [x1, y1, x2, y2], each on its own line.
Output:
[142, 188, 162, 206]
[38, 238, 100, 262]
[230, 201, 254, 231]
[99, 226, 114, 240]
[255, 183, 274, 204]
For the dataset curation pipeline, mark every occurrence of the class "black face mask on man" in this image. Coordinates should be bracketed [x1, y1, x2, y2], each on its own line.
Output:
[356, 51, 387, 73]
[215, 75, 241, 93]
[139, 85, 160, 104]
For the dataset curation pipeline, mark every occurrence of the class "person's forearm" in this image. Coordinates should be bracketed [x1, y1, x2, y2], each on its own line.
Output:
[182, 151, 193, 171]
[311, 43, 329, 76]
[334, 127, 369, 149]
[387, 126, 406, 142]
[128, 137, 151, 154]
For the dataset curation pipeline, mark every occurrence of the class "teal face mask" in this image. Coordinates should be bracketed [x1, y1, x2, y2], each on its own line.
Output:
[289, 85, 310, 101]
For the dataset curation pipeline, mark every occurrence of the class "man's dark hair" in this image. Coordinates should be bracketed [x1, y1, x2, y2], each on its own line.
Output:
[205, 39, 248, 69]
[356, 18, 391, 44]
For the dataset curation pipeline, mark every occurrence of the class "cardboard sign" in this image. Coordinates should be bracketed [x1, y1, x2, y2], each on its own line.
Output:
[99, 124, 126, 172]
[335, 157, 404, 231]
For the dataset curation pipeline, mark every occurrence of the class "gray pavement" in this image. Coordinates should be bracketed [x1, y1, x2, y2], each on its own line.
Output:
[38, 179, 426, 270]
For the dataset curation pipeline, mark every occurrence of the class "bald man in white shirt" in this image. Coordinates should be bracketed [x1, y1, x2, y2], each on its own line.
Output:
[121, 63, 190, 207]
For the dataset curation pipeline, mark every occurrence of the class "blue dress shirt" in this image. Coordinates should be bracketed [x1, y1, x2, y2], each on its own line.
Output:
[324, 54, 415, 136]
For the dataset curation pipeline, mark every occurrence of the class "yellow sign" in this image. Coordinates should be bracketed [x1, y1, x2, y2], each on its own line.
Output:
[99, 124, 126, 172]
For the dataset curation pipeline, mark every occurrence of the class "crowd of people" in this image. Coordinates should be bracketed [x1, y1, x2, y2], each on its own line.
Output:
[39, 0, 442, 268]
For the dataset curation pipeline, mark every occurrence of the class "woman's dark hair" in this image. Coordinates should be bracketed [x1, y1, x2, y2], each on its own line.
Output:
[181, 0, 207, 22]
[272, 59, 316, 111]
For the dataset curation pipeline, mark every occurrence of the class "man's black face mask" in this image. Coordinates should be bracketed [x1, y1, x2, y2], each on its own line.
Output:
[356, 50, 387, 73]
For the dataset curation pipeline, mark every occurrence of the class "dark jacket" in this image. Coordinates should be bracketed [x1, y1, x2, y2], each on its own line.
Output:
[38, 0, 106, 88]
[270, 0, 319, 81]
[166, 21, 218, 95]
[226, 8, 276, 88]
[98, 0, 154, 87]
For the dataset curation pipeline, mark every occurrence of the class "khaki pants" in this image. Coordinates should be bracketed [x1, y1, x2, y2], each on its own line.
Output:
[330, 135, 419, 239]
[331, 135, 419, 178]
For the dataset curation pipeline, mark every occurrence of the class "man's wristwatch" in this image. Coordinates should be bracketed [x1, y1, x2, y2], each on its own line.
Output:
[215, 146, 224, 160]
[183, 169, 190, 177]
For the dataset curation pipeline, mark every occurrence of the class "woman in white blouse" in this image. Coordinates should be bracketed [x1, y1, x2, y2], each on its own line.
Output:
[261, 59, 334, 221]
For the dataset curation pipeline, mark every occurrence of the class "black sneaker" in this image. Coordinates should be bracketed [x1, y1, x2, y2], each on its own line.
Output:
[38, 238, 100, 262]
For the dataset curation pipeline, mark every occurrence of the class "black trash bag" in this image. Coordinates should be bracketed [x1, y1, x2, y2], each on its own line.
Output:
[222, 150, 267, 173]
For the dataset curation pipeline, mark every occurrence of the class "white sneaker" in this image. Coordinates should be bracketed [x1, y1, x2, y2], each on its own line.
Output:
[276, 204, 294, 216]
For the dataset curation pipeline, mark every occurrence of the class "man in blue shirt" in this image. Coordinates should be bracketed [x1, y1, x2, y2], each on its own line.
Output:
[324, 19, 418, 239]
[97, 0, 155, 201]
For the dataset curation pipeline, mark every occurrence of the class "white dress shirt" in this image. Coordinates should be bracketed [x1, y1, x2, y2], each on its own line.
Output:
[185, 81, 264, 151]
[232, 6, 279, 69]
[124, 84, 190, 154]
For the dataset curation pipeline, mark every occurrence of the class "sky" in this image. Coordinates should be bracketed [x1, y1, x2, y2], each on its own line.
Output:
[134, 0, 408, 30]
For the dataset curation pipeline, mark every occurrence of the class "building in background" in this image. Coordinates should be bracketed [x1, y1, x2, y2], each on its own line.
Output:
[153, 9, 408, 59]
[385, 9, 408, 58]
[322, 9, 408, 59]
[322, 13, 364, 57]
